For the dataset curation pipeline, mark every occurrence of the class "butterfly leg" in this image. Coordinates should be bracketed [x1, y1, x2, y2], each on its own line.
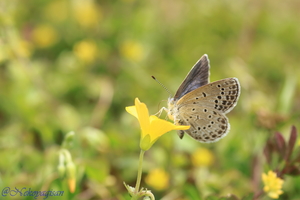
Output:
[174, 119, 186, 139]
[154, 107, 168, 117]
[177, 130, 185, 139]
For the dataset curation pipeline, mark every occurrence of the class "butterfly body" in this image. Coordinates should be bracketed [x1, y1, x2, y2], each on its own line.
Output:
[167, 55, 240, 143]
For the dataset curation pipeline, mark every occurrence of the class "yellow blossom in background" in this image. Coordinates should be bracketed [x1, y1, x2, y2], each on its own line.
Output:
[297, 138, 300, 147]
[120, 40, 144, 62]
[262, 171, 284, 199]
[15, 40, 33, 58]
[73, 40, 98, 63]
[45, 0, 68, 22]
[126, 98, 190, 151]
[68, 177, 76, 193]
[145, 168, 169, 191]
[191, 147, 214, 167]
[32, 24, 58, 48]
[72, 0, 101, 28]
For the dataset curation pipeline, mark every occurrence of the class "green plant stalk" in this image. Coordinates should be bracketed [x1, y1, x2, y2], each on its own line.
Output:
[131, 150, 145, 200]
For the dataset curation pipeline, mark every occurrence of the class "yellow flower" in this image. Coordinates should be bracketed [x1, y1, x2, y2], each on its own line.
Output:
[262, 171, 284, 199]
[73, 40, 98, 63]
[145, 168, 169, 191]
[297, 138, 300, 147]
[126, 98, 190, 151]
[120, 40, 144, 62]
[32, 24, 58, 48]
[10, 39, 33, 58]
[191, 147, 214, 167]
[66, 162, 76, 193]
[72, 0, 101, 28]
[68, 177, 76, 193]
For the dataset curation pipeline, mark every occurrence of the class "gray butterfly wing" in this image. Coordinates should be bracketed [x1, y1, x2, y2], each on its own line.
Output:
[177, 78, 240, 114]
[175, 78, 240, 142]
[174, 54, 210, 100]
[177, 106, 229, 143]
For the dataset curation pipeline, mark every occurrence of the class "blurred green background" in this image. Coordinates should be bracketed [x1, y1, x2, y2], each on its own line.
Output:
[0, 0, 299, 199]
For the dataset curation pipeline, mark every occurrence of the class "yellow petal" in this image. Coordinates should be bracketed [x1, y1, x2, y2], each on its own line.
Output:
[269, 192, 279, 199]
[135, 98, 150, 133]
[149, 115, 190, 130]
[262, 173, 267, 182]
[126, 98, 190, 151]
[149, 115, 189, 142]
[125, 106, 138, 118]
[262, 170, 284, 199]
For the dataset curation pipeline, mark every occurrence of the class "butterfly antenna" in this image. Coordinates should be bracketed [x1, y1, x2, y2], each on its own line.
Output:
[152, 76, 173, 97]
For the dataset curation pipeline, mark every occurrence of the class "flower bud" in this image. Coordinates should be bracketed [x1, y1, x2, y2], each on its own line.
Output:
[140, 134, 151, 151]
[66, 162, 76, 193]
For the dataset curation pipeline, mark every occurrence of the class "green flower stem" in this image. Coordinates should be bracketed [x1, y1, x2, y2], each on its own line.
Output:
[135, 150, 145, 193]
[131, 149, 145, 200]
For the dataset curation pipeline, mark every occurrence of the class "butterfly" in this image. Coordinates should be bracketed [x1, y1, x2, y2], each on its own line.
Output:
[167, 54, 240, 143]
